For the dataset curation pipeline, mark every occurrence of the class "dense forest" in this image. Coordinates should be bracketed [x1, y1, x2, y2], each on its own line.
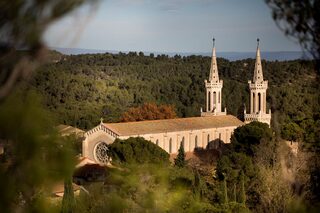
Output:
[30, 51, 319, 142]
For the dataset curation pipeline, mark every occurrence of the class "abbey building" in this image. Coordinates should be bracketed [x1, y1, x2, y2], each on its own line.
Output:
[82, 39, 271, 164]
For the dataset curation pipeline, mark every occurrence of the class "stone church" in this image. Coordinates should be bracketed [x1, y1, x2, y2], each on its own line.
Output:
[82, 39, 271, 164]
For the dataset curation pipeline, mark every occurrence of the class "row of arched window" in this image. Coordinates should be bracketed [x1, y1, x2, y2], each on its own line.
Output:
[154, 133, 225, 153]
[252, 92, 265, 112]
[168, 137, 184, 154]
[165, 134, 213, 153]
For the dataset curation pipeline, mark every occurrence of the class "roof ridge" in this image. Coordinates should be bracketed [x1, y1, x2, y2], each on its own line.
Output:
[103, 115, 233, 125]
[99, 115, 242, 136]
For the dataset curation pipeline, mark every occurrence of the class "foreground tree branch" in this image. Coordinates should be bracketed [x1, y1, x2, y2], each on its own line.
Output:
[0, 0, 98, 101]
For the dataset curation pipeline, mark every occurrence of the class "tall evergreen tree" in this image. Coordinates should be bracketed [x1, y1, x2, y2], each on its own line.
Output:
[193, 169, 201, 200]
[233, 183, 237, 202]
[174, 142, 186, 168]
[223, 177, 229, 204]
[239, 170, 246, 205]
[61, 178, 75, 213]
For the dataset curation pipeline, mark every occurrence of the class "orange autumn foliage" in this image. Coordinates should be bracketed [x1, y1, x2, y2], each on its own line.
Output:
[120, 103, 177, 122]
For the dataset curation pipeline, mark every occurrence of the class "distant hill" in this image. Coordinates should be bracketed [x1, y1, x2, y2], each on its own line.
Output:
[51, 47, 312, 61]
[47, 50, 63, 62]
[212, 51, 312, 61]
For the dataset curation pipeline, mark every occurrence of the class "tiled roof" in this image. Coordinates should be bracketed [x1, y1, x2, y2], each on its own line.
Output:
[76, 157, 97, 168]
[103, 115, 243, 136]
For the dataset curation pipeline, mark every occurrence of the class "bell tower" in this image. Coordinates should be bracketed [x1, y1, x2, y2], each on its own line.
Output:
[201, 38, 226, 117]
[244, 39, 271, 126]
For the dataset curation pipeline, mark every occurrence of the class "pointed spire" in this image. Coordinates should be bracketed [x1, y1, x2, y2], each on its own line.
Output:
[209, 37, 219, 83]
[253, 38, 264, 83]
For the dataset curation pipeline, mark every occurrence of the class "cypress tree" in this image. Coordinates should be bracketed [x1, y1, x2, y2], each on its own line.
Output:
[61, 178, 75, 213]
[193, 169, 201, 199]
[233, 183, 237, 202]
[239, 170, 246, 205]
[174, 142, 186, 168]
[223, 177, 228, 204]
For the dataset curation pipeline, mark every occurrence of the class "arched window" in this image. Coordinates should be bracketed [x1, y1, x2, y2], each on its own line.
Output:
[253, 93, 256, 113]
[263, 92, 266, 112]
[169, 138, 172, 153]
[181, 137, 185, 148]
[156, 139, 159, 146]
[258, 93, 261, 112]
[213, 92, 216, 105]
[208, 91, 211, 111]
[207, 134, 210, 143]
[195, 135, 198, 148]
[218, 92, 220, 104]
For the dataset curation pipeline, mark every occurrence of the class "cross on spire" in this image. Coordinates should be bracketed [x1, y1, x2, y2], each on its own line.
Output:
[208, 37, 219, 82]
[253, 38, 264, 83]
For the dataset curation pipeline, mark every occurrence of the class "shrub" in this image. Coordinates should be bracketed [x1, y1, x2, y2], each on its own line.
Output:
[232, 121, 273, 156]
[108, 137, 170, 164]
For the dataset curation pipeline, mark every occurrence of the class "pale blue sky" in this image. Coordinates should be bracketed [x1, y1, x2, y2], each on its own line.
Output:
[44, 0, 301, 53]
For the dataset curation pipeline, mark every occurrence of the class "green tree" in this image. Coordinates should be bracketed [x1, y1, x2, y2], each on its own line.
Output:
[216, 152, 256, 183]
[281, 122, 304, 142]
[223, 177, 229, 204]
[61, 178, 75, 213]
[192, 169, 206, 200]
[232, 121, 273, 156]
[233, 183, 237, 202]
[239, 170, 246, 205]
[108, 137, 170, 164]
[174, 142, 186, 168]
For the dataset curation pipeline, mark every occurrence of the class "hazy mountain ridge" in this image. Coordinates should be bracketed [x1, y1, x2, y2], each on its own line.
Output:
[51, 47, 312, 61]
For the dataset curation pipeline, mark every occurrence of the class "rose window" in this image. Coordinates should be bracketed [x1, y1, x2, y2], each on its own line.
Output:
[94, 142, 109, 164]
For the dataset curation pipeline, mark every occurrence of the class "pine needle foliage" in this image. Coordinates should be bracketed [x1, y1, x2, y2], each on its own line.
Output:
[174, 142, 186, 168]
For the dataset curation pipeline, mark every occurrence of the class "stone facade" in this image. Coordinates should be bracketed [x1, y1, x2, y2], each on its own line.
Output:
[82, 116, 243, 164]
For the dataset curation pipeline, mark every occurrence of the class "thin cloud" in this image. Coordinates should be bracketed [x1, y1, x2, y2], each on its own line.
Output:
[111, 0, 218, 12]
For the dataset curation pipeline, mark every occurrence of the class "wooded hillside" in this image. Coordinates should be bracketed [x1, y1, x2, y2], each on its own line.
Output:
[30, 51, 319, 138]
